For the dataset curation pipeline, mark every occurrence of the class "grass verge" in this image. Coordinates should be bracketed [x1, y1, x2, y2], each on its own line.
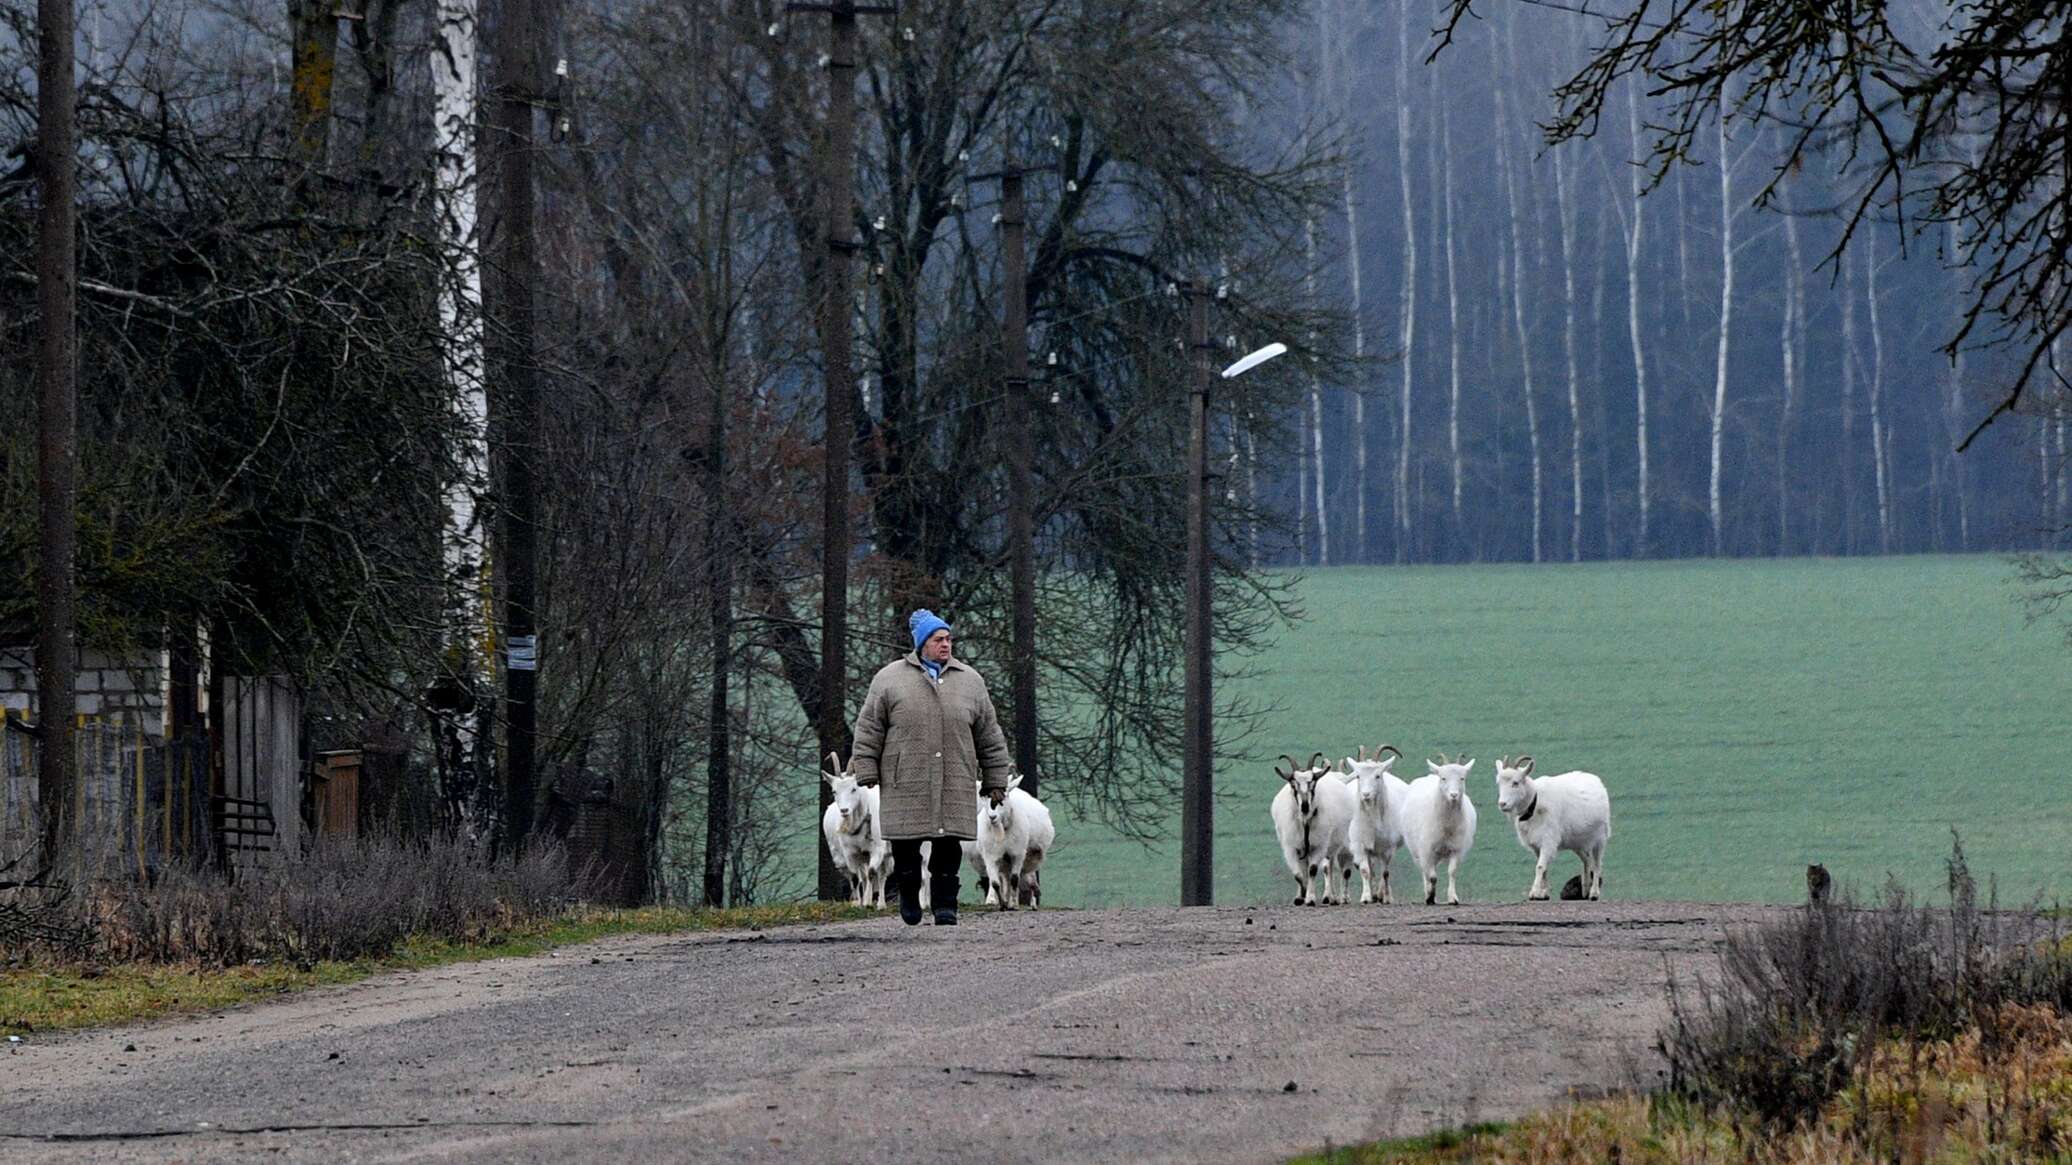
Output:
[0, 901, 874, 1038]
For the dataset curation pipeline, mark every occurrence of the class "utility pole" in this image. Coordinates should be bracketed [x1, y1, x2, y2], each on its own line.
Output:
[35, 0, 77, 860]
[789, 0, 892, 900]
[493, 0, 540, 851]
[1181, 278, 1215, 906]
[971, 156, 1054, 798]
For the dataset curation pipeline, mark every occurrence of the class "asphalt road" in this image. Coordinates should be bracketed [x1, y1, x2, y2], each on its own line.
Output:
[0, 900, 1783, 1164]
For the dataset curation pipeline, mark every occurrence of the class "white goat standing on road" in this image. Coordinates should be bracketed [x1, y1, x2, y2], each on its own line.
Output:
[1342, 745, 1409, 904]
[976, 773, 1055, 909]
[820, 753, 890, 907]
[1493, 756, 1610, 901]
[1401, 756, 1478, 905]
[1271, 753, 1357, 905]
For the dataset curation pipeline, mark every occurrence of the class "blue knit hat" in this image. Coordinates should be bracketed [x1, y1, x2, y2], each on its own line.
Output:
[909, 609, 951, 651]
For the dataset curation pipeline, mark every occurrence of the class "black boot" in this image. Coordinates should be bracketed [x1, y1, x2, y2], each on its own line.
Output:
[930, 876, 959, 926]
[895, 853, 924, 927]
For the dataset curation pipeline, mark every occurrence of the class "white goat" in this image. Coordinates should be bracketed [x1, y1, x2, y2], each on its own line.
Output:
[1270, 752, 1357, 906]
[1401, 755, 1479, 905]
[976, 773, 1055, 910]
[1493, 756, 1610, 901]
[820, 753, 890, 907]
[1341, 745, 1409, 904]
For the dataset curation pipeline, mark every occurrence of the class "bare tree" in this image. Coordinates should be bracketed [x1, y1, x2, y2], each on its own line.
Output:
[1393, 0, 1417, 565]
[34, 0, 77, 856]
[1866, 227, 1893, 554]
[1496, 18, 1543, 562]
[1441, 0, 2072, 451]
[1553, 98, 1582, 562]
[1707, 94, 1734, 556]
[1438, 62, 1464, 556]
[1777, 163, 1804, 555]
[430, 0, 495, 839]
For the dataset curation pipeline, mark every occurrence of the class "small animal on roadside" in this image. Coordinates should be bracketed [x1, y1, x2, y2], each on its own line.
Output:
[1492, 756, 1610, 902]
[820, 753, 891, 908]
[1806, 863, 1831, 904]
[1401, 754, 1479, 905]
[1560, 874, 1585, 900]
[1271, 753, 1356, 905]
[977, 772, 1055, 910]
[1341, 745, 1408, 904]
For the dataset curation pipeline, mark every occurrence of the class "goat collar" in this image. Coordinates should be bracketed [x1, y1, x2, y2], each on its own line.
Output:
[1516, 784, 1540, 823]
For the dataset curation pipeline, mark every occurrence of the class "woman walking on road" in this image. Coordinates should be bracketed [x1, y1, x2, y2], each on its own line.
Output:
[848, 610, 1013, 926]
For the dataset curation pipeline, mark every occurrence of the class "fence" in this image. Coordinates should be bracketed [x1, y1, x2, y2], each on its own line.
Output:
[1, 711, 212, 876]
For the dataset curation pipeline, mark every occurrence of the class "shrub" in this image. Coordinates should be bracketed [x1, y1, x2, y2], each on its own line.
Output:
[1662, 835, 2072, 1130]
[9, 832, 599, 968]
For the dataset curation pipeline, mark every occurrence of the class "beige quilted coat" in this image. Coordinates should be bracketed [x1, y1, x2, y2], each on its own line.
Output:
[849, 652, 1012, 840]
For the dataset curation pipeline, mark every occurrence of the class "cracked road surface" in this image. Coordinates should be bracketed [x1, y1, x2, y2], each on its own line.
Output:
[0, 901, 1782, 1163]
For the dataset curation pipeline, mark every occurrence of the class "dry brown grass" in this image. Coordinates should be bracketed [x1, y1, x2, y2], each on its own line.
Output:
[1298, 1007, 2072, 1165]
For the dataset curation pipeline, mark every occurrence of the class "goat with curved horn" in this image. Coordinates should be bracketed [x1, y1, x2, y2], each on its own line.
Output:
[1375, 744, 1402, 762]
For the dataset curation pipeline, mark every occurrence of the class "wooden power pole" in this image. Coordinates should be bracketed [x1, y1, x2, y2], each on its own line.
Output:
[970, 157, 1052, 798]
[789, 0, 892, 900]
[35, 0, 78, 859]
[1181, 278, 1215, 906]
[493, 0, 540, 850]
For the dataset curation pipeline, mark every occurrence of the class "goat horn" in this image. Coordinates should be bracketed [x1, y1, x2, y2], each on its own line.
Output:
[1307, 751, 1328, 773]
[1277, 754, 1299, 778]
[1516, 755, 1533, 772]
[825, 751, 843, 773]
[1377, 744, 1401, 761]
[1356, 745, 1368, 762]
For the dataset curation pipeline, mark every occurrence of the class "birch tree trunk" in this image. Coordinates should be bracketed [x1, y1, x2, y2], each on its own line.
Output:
[1392, 0, 1416, 564]
[1777, 185, 1803, 555]
[1441, 74, 1464, 557]
[1866, 228, 1892, 554]
[1304, 211, 1328, 566]
[1329, 5, 1370, 564]
[1623, 83, 1651, 556]
[1841, 234, 1860, 553]
[1554, 124, 1582, 561]
[1496, 37, 1542, 563]
[1708, 106, 1734, 557]
[431, 0, 492, 828]
[1945, 213, 1972, 550]
[1592, 191, 1615, 559]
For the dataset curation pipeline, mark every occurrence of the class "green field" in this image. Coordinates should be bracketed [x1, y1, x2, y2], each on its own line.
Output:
[1030, 555, 2071, 908]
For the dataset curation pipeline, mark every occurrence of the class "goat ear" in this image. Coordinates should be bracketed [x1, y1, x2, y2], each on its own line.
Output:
[1463, 758, 1476, 773]
[1342, 757, 1357, 773]
[1516, 756, 1534, 777]
[1007, 772, 1024, 790]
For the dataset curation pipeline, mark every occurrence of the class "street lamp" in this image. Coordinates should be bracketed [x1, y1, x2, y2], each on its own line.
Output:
[1182, 302, 1286, 907]
[1222, 342, 1288, 381]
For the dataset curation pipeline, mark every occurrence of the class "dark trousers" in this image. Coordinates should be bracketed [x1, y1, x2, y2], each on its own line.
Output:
[890, 837, 965, 881]
[890, 837, 963, 911]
